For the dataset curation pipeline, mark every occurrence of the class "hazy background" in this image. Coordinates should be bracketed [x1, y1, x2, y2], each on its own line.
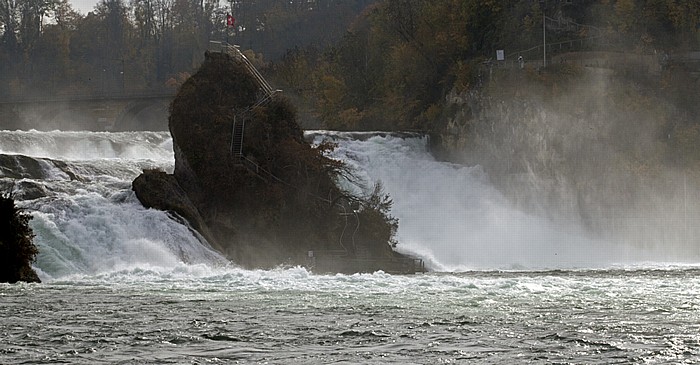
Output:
[71, 0, 98, 14]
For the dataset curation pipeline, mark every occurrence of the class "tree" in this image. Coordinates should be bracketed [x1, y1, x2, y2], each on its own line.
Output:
[0, 0, 19, 48]
[666, 0, 700, 49]
[53, 0, 81, 30]
[0, 193, 40, 283]
[19, 0, 57, 51]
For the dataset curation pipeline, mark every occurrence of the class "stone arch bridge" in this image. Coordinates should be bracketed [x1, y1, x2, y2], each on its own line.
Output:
[0, 91, 175, 131]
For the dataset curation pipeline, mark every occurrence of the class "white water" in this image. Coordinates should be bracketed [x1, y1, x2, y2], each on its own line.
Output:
[0, 130, 227, 281]
[1, 129, 697, 281]
[3, 130, 700, 364]
[311, 131, 694, 271]
[0, 130, 173, 161]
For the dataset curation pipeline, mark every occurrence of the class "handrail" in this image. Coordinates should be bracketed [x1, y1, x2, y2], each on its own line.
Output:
[511, 35, 605, 60]
[210, 40, 274, 96]
[229, 90, 280, 157]
[211, 40, 420, 266]
[544, 15, 603, 37]
[489, 16, 604, 64]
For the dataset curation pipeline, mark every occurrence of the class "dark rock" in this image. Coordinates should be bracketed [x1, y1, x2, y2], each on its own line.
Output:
[133, 51, 407, 271]
[132, 169, 224, 253]
[0, 154, 47, 179]
[0, 154, 78, 181]
[0, 193, 40, 283]
[12, 180, 49, 201]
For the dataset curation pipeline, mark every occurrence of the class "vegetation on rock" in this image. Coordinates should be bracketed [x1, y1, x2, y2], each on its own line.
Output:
[0, 193, 40, 283]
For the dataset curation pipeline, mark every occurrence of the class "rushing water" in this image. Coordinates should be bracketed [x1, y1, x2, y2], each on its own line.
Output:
[1, 130, 699, 364]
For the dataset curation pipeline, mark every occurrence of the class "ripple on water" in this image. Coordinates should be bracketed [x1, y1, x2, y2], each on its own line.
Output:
[2, 270, 700, 363]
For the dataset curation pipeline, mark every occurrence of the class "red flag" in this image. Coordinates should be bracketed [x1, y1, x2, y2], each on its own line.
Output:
[226, 13, 235, 27]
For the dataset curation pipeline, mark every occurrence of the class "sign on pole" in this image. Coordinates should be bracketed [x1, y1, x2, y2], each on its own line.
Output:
[496, 50, 505, 61]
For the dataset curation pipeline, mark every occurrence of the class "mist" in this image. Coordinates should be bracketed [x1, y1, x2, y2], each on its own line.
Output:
[442, 64, 700, 266]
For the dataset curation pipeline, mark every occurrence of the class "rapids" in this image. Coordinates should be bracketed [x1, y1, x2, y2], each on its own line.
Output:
[0, 129, 697, 278]
[2, 129, 700, 364]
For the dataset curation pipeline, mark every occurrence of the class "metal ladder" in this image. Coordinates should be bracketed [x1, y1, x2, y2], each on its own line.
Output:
[231, 115, 245, 157]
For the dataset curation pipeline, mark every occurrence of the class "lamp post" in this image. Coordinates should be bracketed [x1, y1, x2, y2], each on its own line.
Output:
[101, 66, 106, 95]
[543, 12, 546, 68]
[120, 58, 125, 93]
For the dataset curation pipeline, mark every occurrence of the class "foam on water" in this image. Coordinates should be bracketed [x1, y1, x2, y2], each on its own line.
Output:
[310, 131, 695, 271]
[28, 187, 228, 280]
[0, 130, 173, 162]
[3, 131, 700, 364]
[0, 129, 226, 281]
[2, 129, 698, 283]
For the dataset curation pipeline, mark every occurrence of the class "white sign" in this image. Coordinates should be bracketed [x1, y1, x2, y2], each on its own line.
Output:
[496, 50, 505, 61]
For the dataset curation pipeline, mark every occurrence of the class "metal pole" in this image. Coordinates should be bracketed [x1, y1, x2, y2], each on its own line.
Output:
[543, 13, 546, 68]
[121, 59, 125, 93]
[230, 115, 236, 155]
[684, 172, 688, 245]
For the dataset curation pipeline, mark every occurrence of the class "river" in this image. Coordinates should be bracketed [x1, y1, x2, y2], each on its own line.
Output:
[1, 130, 698, 363]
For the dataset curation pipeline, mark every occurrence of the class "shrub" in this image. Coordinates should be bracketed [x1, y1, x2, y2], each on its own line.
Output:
[0, 193, 40, 283]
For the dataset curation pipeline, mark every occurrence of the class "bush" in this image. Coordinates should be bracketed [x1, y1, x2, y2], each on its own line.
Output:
[0, 193, 40, 283]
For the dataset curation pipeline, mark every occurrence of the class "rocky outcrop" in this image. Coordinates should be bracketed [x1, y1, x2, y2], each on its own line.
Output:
[0, 194, 40, 283]
[133, 51, 404, 270]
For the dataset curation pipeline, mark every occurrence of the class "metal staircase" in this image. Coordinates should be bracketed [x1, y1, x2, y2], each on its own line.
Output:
[209, 41, 282, 175]
[228, 89, 279, 162]
[231, 116, 245, 157]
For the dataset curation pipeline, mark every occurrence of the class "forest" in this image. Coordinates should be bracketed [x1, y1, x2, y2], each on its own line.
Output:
[0, 0, 374, 98]
[267, 0, 700, 130]
[2, 0, 699, 131]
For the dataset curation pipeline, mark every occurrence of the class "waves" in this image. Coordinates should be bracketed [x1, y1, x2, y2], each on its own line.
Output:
[311, 131, 697, 271]
[1, 129, 698, 280]
[0, 130, 226, 281]
[0, 129, 173, 162]
[29, 189, 228, 279]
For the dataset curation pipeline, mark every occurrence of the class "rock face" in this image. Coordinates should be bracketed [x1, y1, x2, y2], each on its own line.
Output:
[133, 51, 403, 270]
[0, 194, 40, 283]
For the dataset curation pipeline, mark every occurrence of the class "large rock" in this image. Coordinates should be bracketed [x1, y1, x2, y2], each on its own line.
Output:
[132, 169, 223, 253]
[133, 51, 403, 270]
